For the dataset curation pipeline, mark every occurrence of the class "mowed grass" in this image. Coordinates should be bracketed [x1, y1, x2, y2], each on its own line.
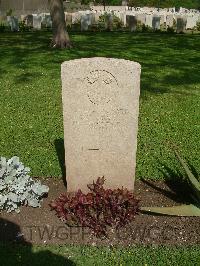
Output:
[1, 244, 200, 266]
[0, 31, 199, 179]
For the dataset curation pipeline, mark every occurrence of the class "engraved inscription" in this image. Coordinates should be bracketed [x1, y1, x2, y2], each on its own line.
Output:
[77, 108, 130, 132]
[85, 70, 119, 105]
[71, 69, 131, 133]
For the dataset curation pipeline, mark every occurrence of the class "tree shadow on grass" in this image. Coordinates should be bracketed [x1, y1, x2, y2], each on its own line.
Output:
[15, 72, 42, 83]
[0, 218, 76, 266]
[0, 31, 199, 97]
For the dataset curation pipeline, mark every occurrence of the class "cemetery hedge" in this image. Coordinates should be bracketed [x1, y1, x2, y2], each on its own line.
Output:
[128, 0, 200, 9]
[0, 31, 199, 181]
[107, 0, 200, 9]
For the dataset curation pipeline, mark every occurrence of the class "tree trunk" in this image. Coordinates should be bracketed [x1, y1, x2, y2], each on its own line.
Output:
[49, 0, 72, 48]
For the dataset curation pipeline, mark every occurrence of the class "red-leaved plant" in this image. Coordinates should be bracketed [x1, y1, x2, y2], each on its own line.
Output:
[50, 177, 139, 237]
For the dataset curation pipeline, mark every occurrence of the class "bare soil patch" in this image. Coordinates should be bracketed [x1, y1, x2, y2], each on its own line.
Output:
[0, 178, 200, 246]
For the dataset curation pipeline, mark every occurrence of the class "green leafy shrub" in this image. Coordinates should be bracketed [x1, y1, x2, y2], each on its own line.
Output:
[98, 13, 109, 31]
[141, 24, 152, 32]
[96, 17, 106, 31]
[89, 23, 101, 32]
[0, 156, 49, 213]
[0, 23, 6, 32]
[173, 18, 177, 28]
[160, 23, 166, 32]
[167, 26, 175, 33]
[136, 21, 143, 32]
[196, 22, 200, 31]
[50, 177, 139, 238]
[98, 13, 122, 31]
[112, 14, 123, 30]
[19, 20, 30, 32]
[72, 21, 81, 31]
[141, 148, 200, 216]
[6, 9, 13, 17]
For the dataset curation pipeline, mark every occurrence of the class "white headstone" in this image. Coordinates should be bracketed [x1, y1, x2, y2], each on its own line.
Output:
[186, 16, 197, 29]
[120, 12, 126, 26]
[176, 16, 187, 33]
[64, 13, 71, 27]
[166, 15, 174, 27]
[45, 14, 52, 28]
[72, 12, 81, 24]
[33, 14, 42, 30]
[145, 14, 153, 28]
[126, 15, 137, 32]
[136, 14, 146, 25]
[159, 15, 165, 25]
[94, 12, 101, 23]
[7, 16, 19, 31]
[61, 57, 141, 192]
[25, 15, 33, 27]
[80, 13, 93, 31]
[105, 13, 113, 31]
[152, 16, 160, 30]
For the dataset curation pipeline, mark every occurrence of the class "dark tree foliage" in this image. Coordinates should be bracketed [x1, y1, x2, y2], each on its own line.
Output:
[128, 0, 200, 8]
[81, 0, 200, 8]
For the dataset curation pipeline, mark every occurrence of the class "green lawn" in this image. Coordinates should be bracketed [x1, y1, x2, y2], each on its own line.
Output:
[0, 31, 200, 265]
[0, 31, 199, 180]
[1, 244, 200, 266]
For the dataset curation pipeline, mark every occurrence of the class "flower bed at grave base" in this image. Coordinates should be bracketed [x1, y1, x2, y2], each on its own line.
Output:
[0, 140, 200, 244]
[49, 177, 140, 238]
[0, 178, 200, 245]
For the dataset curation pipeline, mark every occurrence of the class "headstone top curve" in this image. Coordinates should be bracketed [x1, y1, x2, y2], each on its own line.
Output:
[61, 56, 141, 192]
[61, 57, 141, 70]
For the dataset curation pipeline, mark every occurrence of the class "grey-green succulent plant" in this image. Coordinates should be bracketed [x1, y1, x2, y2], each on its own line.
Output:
[141, 149, 200, 216]
[0, 156, 49, 213]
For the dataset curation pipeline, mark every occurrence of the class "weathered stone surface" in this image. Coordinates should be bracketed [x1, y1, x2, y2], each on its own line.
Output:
[94, 12, 101, 23]
[33, 14, 42, 29]
[136, 14, 146, 25]
[145, 14, 153, 27]
[44, 14, 52, 28]
[186, 15, 197, 29]
[65, 13, 72, 27]
[81, 14, 91, 31]
[126, 15, 137, 32]
[152, 16, 160, 30]
[105, 13, 113, 31]
[61, 57, 141, 192]
[176, 16, 187, 33]
[166, 15, 174, 28]
[25, 14, 33, 27]
[7, 16, 19, 31]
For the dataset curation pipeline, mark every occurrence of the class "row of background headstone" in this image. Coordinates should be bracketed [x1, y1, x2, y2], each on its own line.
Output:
[0, 0, 199, 15]
[0, 10, 200, 32]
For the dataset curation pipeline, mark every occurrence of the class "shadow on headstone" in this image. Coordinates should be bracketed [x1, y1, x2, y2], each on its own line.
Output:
[0, 217, 76, 265]
[54, 138, 67, 187]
